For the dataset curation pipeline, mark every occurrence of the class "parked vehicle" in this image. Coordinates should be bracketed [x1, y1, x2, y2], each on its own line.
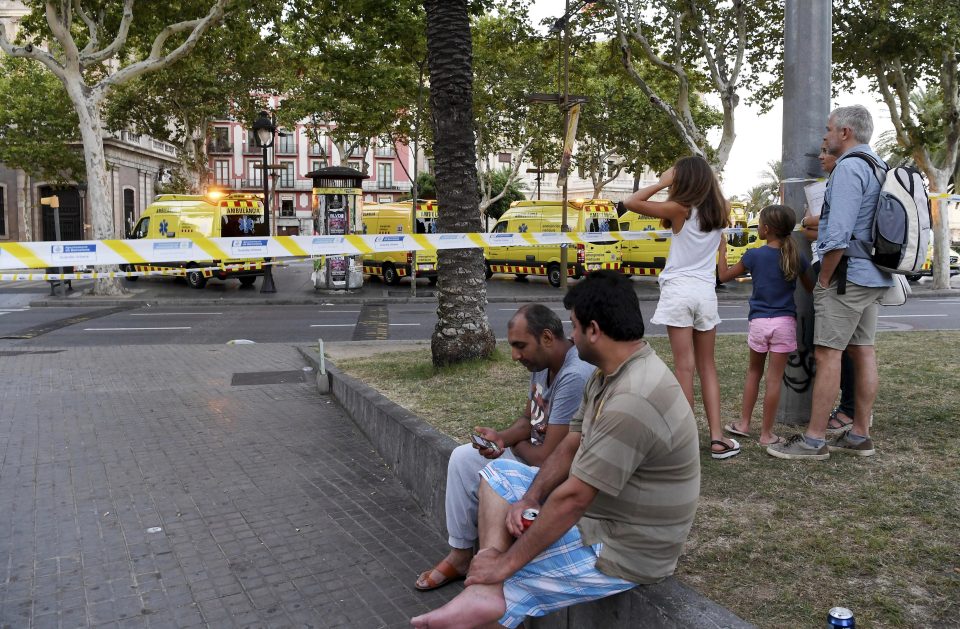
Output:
[125, 192, 266, 289]
[486, 199, 621, 287]
[360, 201, 439, 285]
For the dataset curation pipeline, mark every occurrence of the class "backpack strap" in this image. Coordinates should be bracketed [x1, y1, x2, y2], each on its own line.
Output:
[833, 151, 888, 261]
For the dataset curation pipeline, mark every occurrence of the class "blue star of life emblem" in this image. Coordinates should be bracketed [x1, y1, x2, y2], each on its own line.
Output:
[239, 216, 255, 234]
[159, 219, 169, 236]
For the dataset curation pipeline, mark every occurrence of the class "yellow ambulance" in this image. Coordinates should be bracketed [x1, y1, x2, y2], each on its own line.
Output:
[486, 200, 621, 287]
[125, 192, 266, 289]
[723, 202, 756, 266]
[360, 201, 440, 285]
[618, 211, 670, 277]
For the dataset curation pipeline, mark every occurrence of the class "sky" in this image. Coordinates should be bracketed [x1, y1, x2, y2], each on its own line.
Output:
[526, 1, 895, 197]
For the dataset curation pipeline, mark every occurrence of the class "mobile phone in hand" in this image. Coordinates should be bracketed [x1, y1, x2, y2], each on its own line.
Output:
[471, 433, 501, 453]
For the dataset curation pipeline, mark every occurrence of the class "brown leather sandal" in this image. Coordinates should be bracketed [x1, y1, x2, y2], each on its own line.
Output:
[415, 559, 466, 591]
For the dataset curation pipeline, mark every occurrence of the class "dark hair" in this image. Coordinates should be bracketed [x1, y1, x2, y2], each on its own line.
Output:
[562, 271, 644, 341]
[667, 155, 730, 232]
[758, 204, 801, 282]
[511, 304, 564, 339]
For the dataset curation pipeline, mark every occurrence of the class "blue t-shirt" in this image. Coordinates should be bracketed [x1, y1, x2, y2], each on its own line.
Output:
[742, 245, 807, 320]
[527, 344, 595, 446]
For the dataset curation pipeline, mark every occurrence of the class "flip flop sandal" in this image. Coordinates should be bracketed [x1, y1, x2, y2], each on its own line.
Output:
[415, 559, 465, 592]
[758, 435, 785, 447]
[723, 422, 751, 438]
[710, 438, 741, 460]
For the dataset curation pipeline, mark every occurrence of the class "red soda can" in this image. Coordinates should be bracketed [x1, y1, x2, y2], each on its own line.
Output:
[521, 508, 539, 530]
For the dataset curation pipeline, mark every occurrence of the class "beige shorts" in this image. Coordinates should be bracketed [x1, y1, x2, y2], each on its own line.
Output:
[813, 280, 887, 350]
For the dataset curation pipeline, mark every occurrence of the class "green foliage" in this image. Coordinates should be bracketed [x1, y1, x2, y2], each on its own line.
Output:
[400, 172, 438, 200]
[481, 168, 527, 220]
[0, 56, 84, 183]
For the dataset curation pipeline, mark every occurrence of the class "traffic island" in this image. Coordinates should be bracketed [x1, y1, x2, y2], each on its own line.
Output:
[297, 345, 755, 629]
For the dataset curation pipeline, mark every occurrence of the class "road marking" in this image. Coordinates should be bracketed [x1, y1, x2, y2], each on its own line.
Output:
[84, 326, 191, 331]
[310, 324, 355, 327]
[319, 309, 360, 313]
[878, 314, 946, 318]
[388, 323, 420, 326]
[130, 312, 222, 316]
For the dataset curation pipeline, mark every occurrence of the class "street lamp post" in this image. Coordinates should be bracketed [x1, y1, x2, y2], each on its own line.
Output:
[253, 111, 277, 294]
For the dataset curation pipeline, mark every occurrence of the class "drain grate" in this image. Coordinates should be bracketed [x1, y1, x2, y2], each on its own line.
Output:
[230, 370, 306, 386]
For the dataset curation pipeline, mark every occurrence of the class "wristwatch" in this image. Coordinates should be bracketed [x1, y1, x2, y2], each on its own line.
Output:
[800, 216, 807, 228]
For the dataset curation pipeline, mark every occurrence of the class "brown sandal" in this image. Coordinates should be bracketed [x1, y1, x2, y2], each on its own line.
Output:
[415, 559, 466, 591]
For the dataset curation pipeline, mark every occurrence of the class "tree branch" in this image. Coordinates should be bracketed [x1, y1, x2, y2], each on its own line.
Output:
[97, 0, 229, 96]
[0, 30, 68, 82]
[74, 0, 100, 56]
[479, 137, 533, 214]
[44, 0, 82, 72]
[81, 0, 135, 67]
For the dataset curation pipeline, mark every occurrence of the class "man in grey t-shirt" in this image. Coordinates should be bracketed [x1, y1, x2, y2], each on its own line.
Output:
[415, 304, 594, 591]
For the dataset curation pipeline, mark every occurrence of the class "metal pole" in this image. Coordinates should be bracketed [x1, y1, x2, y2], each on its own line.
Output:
[779, 0, 831, 424]
[260, 138, 277, 293]
[559, 0, 570, 291]
[53, 204, 65, 297]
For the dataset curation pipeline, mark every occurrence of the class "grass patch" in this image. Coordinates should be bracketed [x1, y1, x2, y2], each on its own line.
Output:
[337, 332, 960, 628]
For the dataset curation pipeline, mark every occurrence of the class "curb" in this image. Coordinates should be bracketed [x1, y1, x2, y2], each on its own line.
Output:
[32, 285, 959, 308]
[296, 345, 755, 629]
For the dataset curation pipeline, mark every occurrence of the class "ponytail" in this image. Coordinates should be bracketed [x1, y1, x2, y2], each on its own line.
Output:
[758, 204, 801, 282]
[779, 233, 800, 282]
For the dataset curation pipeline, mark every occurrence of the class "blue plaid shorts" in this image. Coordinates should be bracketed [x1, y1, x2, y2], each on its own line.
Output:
[479, 459, 636, 628]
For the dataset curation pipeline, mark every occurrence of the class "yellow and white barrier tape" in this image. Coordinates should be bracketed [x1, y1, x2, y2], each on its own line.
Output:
[0, 228, 770, 272]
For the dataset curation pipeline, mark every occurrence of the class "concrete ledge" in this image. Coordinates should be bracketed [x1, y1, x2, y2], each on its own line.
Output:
[297, 345, 754, 629]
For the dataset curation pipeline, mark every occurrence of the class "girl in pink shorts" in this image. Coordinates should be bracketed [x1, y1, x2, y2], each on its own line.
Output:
[718, 205, 812, 446]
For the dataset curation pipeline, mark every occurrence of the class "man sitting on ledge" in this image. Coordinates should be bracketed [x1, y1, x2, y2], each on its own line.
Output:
[411, 271, 701, 628]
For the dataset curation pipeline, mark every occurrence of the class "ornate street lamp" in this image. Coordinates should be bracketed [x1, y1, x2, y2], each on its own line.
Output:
[252, 111, 277, 293]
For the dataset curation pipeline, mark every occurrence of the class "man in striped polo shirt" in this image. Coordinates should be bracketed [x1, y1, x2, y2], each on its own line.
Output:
[412, 271, 701, 629]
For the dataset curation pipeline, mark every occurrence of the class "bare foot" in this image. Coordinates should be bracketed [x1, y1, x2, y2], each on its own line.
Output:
[416, 547, 473, 590]
[411, 583, 506, 628]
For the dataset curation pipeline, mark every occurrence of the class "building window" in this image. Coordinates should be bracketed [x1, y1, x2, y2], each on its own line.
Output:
[375, 144, 396, 158]
[246, 161, 262, 187]
[214, 160, 231, 185]
[348, 160, 363, 172]
[123, 188, 136, 236]
[246, 129, 258, 150]
[309, 140, 325, 156]
[276, 132, 296, 154]
[278, 161, 295, 188]
[280, 198, 295, 217]
[498, 152, 512, 163]
[376, 163, 393, 189]
[0, 184, 6, 236]
[310, 159, 327, 172]
[211, 127, 231, 153]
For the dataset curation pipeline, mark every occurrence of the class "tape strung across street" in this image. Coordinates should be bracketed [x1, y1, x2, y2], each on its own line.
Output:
[0, 228, 761, 274]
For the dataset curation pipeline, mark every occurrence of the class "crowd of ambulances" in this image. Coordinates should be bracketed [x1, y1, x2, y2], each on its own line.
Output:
[126, 192, 956, 289]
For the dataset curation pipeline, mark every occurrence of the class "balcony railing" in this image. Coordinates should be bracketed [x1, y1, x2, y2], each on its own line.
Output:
[208, 140, 233, 154]
[211, 177, 316, 192]
[374, 146, 397, 158]
[362, 181, 412, 192]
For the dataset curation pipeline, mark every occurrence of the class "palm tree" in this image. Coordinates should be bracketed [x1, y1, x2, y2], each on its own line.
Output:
[424, 0, 496, 366]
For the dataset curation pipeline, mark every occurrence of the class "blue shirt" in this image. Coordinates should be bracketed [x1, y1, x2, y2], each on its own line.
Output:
[527, 344, 595, 446]
[742, 245, 807, 320]
[817, 143, 893, 288]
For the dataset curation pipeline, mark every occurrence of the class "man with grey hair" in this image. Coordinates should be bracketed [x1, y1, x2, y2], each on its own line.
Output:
[415, 304, 594, 590]
[769, 104, 892, 461]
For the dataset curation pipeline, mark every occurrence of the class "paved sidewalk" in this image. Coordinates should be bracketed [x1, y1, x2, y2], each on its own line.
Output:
[0, 344, 458, 628]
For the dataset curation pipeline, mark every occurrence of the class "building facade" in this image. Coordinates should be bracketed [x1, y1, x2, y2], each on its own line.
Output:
[206, 110, 416, 236]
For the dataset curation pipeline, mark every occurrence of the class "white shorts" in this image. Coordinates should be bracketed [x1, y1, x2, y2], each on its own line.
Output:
[651, 278, 720, 331]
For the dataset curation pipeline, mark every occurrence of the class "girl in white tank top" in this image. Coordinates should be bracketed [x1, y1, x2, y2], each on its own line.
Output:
[620, 156, 738, 460]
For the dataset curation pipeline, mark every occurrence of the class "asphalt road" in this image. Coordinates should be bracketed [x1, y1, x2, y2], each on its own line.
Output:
[0, 297, 957, 347]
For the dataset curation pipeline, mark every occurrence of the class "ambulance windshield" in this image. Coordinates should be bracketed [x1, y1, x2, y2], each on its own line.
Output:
[221, 213, 268, 237]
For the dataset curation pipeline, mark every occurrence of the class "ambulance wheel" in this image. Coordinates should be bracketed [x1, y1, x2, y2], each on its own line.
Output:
[186, 265, 207, 289]
[906, 274, 922, 282]
[428, 275, 439, 286]
[121, 264, 137, 281]
[514, 274, 528, 281]
[485, 263, 493, 280]
[383, 263, 401, 286]
[547, 263, 562, 288]
[239, 276, 257, 287]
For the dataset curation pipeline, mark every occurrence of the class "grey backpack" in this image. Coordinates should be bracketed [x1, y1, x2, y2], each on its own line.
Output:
[841, 152, 931, 274]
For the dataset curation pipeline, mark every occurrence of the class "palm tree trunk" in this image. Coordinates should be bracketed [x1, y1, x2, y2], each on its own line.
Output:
[424, 0, 495, 367]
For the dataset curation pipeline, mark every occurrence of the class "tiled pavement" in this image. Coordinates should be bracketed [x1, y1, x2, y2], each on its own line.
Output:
[0, 344, 459, 628]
